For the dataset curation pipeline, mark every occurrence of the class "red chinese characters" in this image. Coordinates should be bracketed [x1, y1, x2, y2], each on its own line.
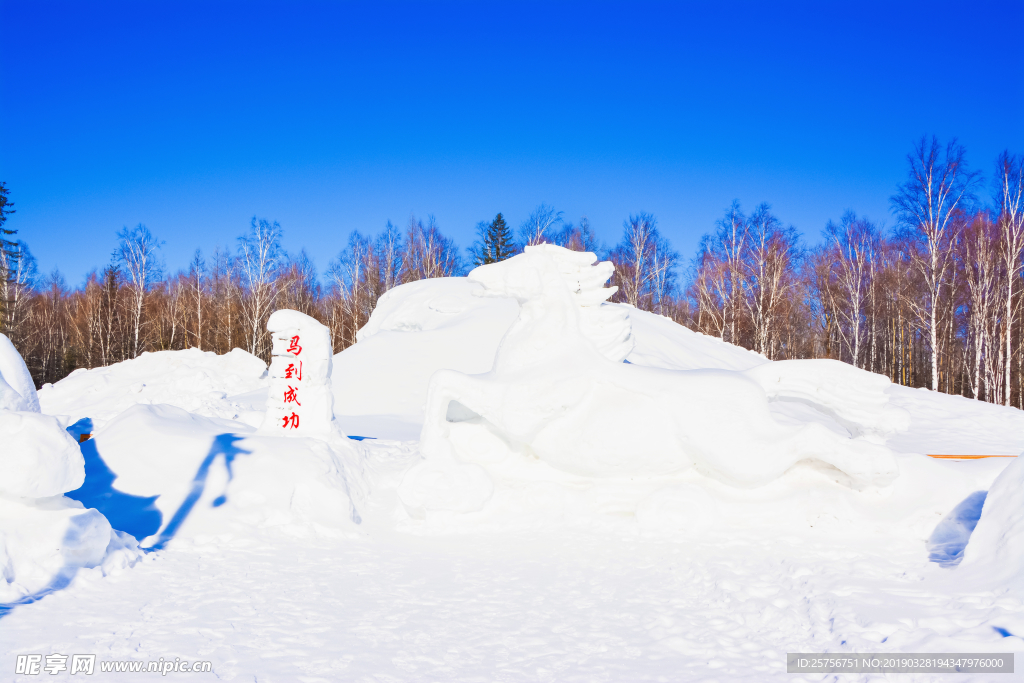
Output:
[283, 385, 301, 406]
[284, 361, 302, 380]
[281, 412, 300, 429]
[286, 335, 303, 355]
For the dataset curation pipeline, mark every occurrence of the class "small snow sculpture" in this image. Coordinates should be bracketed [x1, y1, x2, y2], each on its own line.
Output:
[400, 244, 899, 516]
[0, 333, 40, 412]
[260, 310, 338, 436]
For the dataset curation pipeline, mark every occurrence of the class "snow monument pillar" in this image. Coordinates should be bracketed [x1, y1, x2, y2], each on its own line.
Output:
[260, 310, 337, 436]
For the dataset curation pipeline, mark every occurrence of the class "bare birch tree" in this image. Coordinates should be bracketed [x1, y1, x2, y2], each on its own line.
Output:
[743, 204, 800, 358]
[519, 204, 564, 247]
[236, 217, 282, 360]
[823, 212, 880, 367]
[114, 224, 162, 358]
[961, 213, 1003, 399]
[996, 151, 1024, 405]
[716, 201, 748, 345]
[891, 136, 979, 390]
[609, 213, 678, 311]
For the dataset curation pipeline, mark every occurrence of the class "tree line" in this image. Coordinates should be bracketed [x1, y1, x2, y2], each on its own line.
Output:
[1, 137, 1022, 408]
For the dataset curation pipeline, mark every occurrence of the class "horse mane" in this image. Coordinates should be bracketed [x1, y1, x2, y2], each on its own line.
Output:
[525, 244, 635, 363]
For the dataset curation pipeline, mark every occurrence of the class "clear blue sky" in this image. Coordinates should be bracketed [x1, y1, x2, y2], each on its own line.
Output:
[2, 1, 1022, 284]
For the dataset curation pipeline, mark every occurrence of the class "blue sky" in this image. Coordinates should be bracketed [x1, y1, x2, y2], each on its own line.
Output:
[2, 1, 1022, 284]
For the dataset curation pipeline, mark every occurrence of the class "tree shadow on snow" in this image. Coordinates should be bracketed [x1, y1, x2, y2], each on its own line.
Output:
[146, 434, 250, 551]
[65, 426, 163, 542]
[927, 490, 988, 568]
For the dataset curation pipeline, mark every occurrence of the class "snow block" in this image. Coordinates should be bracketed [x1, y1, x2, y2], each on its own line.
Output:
[0, 411, 84, 498]
[261, 310, 337, 436]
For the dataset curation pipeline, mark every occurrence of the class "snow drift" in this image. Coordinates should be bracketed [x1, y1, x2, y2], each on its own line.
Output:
[38, 346, 268, 430]
[398, 246, 901, 520]
[960, 453, 1024, 583]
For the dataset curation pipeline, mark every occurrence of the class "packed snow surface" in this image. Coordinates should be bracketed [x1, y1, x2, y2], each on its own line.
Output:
[3, 261, 1024, 681]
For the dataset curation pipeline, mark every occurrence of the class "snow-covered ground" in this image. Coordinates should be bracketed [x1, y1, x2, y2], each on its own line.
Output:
[3, 255, 1024, 681]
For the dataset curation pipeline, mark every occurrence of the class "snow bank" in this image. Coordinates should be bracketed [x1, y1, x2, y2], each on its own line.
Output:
[0, 412, 83, 498]
[0, 343, 141, 604]
[38, 347, 268, 430]
[959, 454, 1024, 583]
[399, 246, 900, 521]
[0, 333, 39, 412]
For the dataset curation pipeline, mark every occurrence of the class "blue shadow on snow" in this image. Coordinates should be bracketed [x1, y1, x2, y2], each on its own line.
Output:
[146, 434, 250, 550]
[65, 436, 163, 542]
[927, 490, 988, 568]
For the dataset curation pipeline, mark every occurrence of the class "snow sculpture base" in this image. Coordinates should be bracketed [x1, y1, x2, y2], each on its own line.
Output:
[399, 244, 900, 518]
[260, 310, 339, 437]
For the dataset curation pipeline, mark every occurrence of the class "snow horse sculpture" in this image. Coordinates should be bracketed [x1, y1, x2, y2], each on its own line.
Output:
[399, 244, 899, 516]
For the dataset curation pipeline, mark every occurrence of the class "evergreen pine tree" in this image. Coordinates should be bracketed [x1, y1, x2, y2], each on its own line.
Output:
[470, 212, 517, 266]
[0, 182, 17, 334]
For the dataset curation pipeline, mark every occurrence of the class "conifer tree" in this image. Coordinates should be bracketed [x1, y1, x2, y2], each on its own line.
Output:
[470, 212, 517, 266]
[0, 182, 17, 333]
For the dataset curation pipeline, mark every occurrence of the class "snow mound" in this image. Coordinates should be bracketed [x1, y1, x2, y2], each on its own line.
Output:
[0, 333, 39, 412]
[959, 454, 1024, 583]
[79, 404, 365, 546]
[0, 412, 84, 498]
[38, 347, 268, 430]
[399, 246, 900, 521]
